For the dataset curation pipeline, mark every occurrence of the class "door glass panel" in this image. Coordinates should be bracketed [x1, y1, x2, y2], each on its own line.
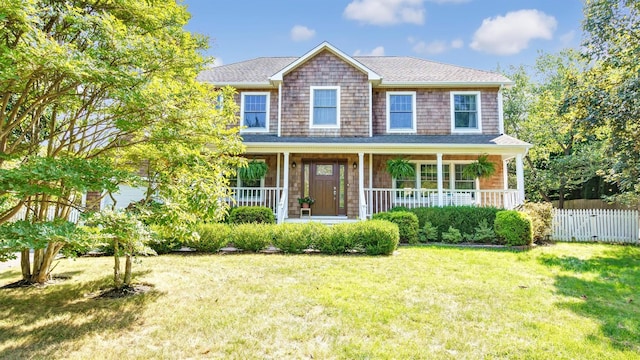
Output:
[339, 164, 345, 208]
[316, 164, 333, 176]
[304, 164, 310, 197]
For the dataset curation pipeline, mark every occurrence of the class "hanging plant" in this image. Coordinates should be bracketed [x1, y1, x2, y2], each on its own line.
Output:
[238, 160, 268, 181]
[463, 154, 496, 179]
[386, 158, 415, 179]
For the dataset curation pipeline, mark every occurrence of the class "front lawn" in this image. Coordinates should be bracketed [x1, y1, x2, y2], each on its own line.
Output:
[0, 243, 638, 359]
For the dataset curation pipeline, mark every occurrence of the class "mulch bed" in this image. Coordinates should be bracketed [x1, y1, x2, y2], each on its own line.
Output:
[96, 284, 153, 299]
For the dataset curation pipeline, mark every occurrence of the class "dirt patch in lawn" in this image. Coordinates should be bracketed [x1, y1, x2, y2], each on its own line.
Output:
[96, 283, 154, 299]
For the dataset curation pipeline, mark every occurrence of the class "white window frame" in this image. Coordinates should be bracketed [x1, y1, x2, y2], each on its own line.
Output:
[391, 161, 478, 201]
[309, 86, 340, 129]
[240, 92, 270, 133]
[386, 91, 417, 133]
[450, 91, 482, 134]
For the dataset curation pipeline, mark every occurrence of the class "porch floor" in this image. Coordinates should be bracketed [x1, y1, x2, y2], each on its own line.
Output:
[283, 216, 359, 225]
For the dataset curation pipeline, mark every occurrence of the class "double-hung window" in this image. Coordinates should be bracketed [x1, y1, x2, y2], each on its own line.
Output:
[241, 92, 270, 132]
[387, 92, 416, 133]
[451, 91, 481, 133]
[310, 86, 340, 128]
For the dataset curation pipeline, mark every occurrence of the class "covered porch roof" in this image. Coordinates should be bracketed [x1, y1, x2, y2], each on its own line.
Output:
[241, 134, 531, 155]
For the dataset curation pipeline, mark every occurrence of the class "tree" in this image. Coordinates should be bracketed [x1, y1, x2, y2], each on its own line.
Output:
[0, 1, 242, 283]
[579, 0, 640, 203]
[501, 50, 606, 207]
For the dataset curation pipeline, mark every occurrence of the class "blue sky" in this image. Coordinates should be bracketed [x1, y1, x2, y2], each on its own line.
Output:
[182, 0, 584, 72]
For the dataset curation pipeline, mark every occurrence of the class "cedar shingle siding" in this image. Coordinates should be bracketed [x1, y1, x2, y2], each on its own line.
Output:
[281, 51, 369, 137]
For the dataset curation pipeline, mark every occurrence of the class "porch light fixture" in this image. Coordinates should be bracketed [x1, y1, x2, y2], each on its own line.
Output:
[353, 162, 357, 169]
[291, 161, 297, 168]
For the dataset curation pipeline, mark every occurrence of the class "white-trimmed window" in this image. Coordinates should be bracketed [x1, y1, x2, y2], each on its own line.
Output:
[230, 159, 266, 200]
[391, 162, 477, 192]
[451, 91, 482, 133]
[241, 92, 270, 132]
[387, 91, 416, 133]
[310, 86, 340, 128]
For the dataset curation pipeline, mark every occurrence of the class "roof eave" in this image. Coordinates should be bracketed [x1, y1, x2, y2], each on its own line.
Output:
[377, 81, 515, 88]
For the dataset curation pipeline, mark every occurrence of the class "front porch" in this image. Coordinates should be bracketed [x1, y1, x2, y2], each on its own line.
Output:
[229, 186, 523, 224]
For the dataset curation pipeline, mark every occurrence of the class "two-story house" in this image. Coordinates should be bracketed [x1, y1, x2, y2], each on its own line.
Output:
[198, 42, 531, 223]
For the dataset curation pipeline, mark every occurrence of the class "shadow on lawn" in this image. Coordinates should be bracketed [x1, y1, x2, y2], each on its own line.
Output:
[0, 270, 160, 359]
[538, 246, 640, 352]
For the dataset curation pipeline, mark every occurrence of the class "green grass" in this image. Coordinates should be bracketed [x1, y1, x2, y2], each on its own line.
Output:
[1, 243, 639, 359]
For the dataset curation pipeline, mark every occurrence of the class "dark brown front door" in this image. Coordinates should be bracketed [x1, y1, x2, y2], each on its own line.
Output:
[306, 161, 346, 216]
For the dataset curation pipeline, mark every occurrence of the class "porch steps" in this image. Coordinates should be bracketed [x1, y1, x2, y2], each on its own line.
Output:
[283, 216, 359, 225]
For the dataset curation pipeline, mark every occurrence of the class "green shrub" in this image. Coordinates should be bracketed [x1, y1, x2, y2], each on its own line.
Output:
[229, 223, 273, 252]
[147, 225, 183, 254]
[272, 223, 312, 254]
[494, 210, 533, 246]
[442, 226, 463, 243]
[389, 206, 410, 212]
[228, 206, 275, 224]
[372, 211, 419, 244]
[519, 202, 553, 243]
[419, 221, 439, 243]
[358, 220, 399, 255]
[189, 223, 231, 252]
[410, 206, 500, 241]
[472, 219, 496, 244]
[314, 223, 355, 255]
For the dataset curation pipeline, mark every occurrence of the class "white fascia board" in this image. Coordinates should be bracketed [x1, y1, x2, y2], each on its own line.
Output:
[270, 41, 382, 82]
[376, 81, 514, 88]
[244, 142, 530, 155]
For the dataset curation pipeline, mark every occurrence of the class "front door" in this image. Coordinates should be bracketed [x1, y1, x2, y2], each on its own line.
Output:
[304, 161, 346, 216]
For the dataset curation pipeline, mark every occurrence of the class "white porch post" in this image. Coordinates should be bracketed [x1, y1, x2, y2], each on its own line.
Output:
[358, 152, 365, 220]
[369, 153, 373, 217]
[283, 152, 290, 219]
[516, 153, 525, 205]
[437, 153, 444, 206]
[276, 153, 281, 206]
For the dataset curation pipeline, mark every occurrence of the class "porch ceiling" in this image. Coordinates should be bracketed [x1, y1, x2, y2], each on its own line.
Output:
[241, 134, 531, 155]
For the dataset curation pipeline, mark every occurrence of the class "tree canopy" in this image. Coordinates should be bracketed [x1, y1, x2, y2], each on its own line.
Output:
[0, 0, 243, 283]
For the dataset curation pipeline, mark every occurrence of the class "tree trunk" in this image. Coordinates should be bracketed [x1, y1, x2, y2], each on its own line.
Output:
[33, 242, 62, 283]
[20, 249, 31, 281]
[30, 248, 44, 282]
[124, 254, 132, 287]
[113, 240, 122, 289]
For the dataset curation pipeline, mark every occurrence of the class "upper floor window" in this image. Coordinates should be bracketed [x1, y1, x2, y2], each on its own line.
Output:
[310, 86, 340, 128]
[241, 92, 270, 132]
[451, 91, 482, 133]
[387, 92, 416, 133]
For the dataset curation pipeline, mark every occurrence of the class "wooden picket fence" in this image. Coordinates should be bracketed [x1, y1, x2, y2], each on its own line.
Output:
[552, 209, 639, 243]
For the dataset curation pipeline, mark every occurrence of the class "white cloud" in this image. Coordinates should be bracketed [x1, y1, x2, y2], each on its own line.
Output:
[290, 25, 316, 42]
[450, 38, 464, 49]
[354, 46, 386, 56]
[559, 30, 576, 46]
[344, 0, 425, 25]
[411, 38, 464, 55]
[470, 9, 557, 55]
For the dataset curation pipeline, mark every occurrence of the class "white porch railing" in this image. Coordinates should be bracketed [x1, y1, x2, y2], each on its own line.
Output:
[229, 187, 281, 215]
[365, 188, 521, 216]
[10, 206, 82, 223]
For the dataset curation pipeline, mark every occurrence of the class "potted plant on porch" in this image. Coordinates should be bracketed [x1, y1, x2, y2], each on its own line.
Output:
[297, 196, 315, 208]
[463, 154, 496, 204]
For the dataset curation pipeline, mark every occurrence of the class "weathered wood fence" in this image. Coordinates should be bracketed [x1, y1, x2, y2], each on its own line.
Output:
[552, 209, 639, 243]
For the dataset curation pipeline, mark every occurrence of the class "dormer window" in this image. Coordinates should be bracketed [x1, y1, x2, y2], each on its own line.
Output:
[387, 91, 416, 133]
[310, 86, 340, 128]
[451, 91, 482, 133]
[241, 92, 270, 132]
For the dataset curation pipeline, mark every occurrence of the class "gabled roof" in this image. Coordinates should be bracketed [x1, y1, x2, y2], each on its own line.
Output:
[197, 42, 512, 87]
[269, 42, 381, 82]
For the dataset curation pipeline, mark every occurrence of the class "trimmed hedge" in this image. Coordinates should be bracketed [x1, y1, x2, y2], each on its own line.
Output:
[228, 206, 275, 224]
[229, 223, 273, 251]
[494, 210, 533, 246]
[188, 223, 231, 252]
[372, 211, 419, 244]
[184, 220, 398, 256]
[519, 202, 553, 243]
[409, 206, 500, 241]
